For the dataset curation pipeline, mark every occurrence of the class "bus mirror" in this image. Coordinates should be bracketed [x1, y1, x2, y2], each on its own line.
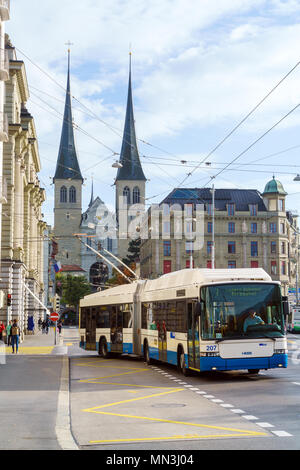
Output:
[282, 296, 289, 317]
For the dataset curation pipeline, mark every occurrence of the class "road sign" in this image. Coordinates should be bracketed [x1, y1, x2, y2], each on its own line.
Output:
[50, 312, 59, 322]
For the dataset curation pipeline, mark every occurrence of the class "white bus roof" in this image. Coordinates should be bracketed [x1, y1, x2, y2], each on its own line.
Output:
[80, 268, 274, 307]
[80, 281, 140, 307]
[140, 268, 273, 301]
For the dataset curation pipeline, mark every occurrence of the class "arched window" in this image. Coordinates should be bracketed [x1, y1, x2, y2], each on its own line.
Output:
[123, 186, 130, 205]
[69, 186, 76, 203]
[60, 186, 67, 203]
[133, 186, 140, 204]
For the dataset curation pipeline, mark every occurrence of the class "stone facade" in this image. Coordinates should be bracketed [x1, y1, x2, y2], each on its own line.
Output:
[0, 39, 46, 339]
[140, 180, 299, 296]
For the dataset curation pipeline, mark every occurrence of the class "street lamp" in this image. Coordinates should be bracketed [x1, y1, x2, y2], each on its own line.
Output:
[112, 161, 123, 169]
[294, 174, 300, 181]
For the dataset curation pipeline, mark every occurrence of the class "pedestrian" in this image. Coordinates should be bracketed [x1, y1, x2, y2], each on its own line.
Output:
[38, 318, 42, 331]
[45, 317, 50, 334]
[0, 321, 5, 341]
[42, 320, 46, 334]
[6, 320, 12, 346]
[11, 319, 20, 354]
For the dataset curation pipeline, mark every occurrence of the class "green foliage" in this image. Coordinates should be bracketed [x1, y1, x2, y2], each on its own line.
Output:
[56, 274, 91, 307]
[122, 237, 141, 265]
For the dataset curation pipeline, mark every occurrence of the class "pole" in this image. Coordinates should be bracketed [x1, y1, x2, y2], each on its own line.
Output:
[211, 184, 215, 269]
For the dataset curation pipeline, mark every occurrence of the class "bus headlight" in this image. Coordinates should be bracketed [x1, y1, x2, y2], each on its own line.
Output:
[274, 349, 287, 354]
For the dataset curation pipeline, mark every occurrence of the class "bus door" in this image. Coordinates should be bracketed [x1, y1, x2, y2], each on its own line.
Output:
[86, 307, 96, 350]
[187, 302, 200, 370]
[110, 306, 123, 353]
[158, 318, 167, 362]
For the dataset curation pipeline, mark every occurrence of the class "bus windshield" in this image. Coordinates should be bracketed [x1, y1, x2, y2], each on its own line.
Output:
[200, 283, 284, 340]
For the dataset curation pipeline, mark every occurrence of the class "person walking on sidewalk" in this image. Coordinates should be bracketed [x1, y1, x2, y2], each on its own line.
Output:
[6, 321, 12, 346]
[11, 319, 20, 354]
[0, 321, 5, 341]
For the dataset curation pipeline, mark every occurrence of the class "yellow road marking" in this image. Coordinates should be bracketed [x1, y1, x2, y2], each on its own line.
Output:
[82, 388, 184, 412]
[75, 362, 145, 370]
[79, 369, 149, 381]
[6, 347, 54, 355]
[79, 380, 175, 389]
[90, 432, 267, 444]
[87, 410, 266, 437]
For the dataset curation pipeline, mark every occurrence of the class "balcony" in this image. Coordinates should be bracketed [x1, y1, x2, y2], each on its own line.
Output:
[0, 176, 7, 204]
[0, 112, 8, 141]
[0, 0, 10, 21]
[0, 49, 9, 81]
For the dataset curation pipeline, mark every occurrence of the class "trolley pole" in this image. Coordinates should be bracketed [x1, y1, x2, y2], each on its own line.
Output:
[211, 184, 215, 269]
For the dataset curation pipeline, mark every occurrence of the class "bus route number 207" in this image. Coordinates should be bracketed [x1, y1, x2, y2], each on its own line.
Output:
[206, 345, 217, 352]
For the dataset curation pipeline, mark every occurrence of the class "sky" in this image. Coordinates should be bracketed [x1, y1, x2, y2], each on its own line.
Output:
[6, 0, 300, 226]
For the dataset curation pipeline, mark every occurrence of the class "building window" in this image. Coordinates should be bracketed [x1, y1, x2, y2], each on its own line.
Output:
[228, 260, 236, 269]
[279, 199, 284, 211]
[207, 222, 212, 233]
[227, 203, 235, 216]
[228, 241, 236, 254]
[207, 241, 213, 254]
[207, 204, 212, 215]
[69, 186, 76, 203]
[249, 204, 257, 216]
[251, 223, 257, 234]
[60, 186, 67, 203]
[163, 221, 170, 235]
[107, 237, 113, 252]
[281, 261, 286, 275]
[186, 221, 193, 233]
[163, 260, 172, 274]
[251, 261, 259, 268]
[280, 222, 285, 234]
[281, 242, 285, 254]
[186, 259, 195, 268]
[163, 240, 171, 256]
[269, 223, 277, 233]
[251, 241, 258, 257]
[66, 212, 70, 220]
[271, 241, 276, 254]
[185, 204, 193, 216]
[228, 222, 235, 233]
[271, 261, 277, 275]
[123, 186, 130, 205]
[186, 241, 193, 254]
[207, 260, 212, 269]
[133, 187, 140, 204]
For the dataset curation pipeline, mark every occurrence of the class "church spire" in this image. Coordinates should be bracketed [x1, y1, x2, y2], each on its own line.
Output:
[116, 53, 146, 182]
[54, 49, 83, 181]
[88, 177, 94, 207]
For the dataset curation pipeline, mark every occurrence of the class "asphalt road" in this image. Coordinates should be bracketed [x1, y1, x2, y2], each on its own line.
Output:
[1, 328, 300, 451]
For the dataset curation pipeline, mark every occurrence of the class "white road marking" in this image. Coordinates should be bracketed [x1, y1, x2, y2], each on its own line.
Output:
[256, 422, 274, 428]
[220, 404, 234, 408]
[242, 415, 259, 420]
[272, 431, 293, 437]
[231, 409, 245, 414]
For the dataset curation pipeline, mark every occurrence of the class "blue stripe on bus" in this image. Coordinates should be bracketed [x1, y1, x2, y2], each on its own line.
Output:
[199, 354, 288, 372]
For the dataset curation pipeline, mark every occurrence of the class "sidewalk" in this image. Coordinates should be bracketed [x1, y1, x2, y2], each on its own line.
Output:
[5, 326, 65, 355]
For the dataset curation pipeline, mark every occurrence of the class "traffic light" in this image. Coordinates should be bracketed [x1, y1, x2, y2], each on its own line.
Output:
[7, 293, 11, 306]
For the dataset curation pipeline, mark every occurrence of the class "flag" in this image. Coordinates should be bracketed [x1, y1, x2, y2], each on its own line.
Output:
[54, 261, 62, 273]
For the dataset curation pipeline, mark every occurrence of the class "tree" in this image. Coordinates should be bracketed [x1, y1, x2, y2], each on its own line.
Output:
[56, 274, 91, 307]
[123, 237, 141, 265]
[107, 263, 136, 286]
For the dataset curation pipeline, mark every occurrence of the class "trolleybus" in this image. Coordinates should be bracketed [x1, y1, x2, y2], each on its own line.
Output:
[79, 268, 289, 374]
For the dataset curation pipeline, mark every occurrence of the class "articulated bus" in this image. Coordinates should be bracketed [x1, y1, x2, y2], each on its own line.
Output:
[79, 268, 289, 375]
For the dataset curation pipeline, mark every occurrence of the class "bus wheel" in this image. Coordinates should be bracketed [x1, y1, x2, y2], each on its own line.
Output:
[100, 339, 110, 359]
[144, 342, 152, 365]
[248, 369, 260, 375]
[178, 348, 189, 376]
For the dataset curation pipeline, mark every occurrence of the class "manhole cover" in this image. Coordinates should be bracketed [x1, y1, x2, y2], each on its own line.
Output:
[151, 403, 186, 408]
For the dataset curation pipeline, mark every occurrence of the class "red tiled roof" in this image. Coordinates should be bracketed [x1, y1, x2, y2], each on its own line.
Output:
[60, 265, 86, 272]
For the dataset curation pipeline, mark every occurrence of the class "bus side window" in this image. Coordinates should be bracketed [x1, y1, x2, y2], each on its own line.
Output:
[80, 308, 86, 329]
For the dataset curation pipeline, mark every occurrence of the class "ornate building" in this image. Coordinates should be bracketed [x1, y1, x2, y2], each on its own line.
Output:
[0, 38, 46, 339]
[80, 182, 117, 290]
[115, 54, 146, 260]
[140, 178, 299, 295]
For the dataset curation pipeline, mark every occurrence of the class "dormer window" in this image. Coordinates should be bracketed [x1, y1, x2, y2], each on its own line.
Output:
[227, 203, 235, 216]
[249, 204, 257, 216]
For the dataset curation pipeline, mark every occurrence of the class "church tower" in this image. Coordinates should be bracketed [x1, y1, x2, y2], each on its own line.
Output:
[53, 50, 83, 266]
[115, 54, 146, 259]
